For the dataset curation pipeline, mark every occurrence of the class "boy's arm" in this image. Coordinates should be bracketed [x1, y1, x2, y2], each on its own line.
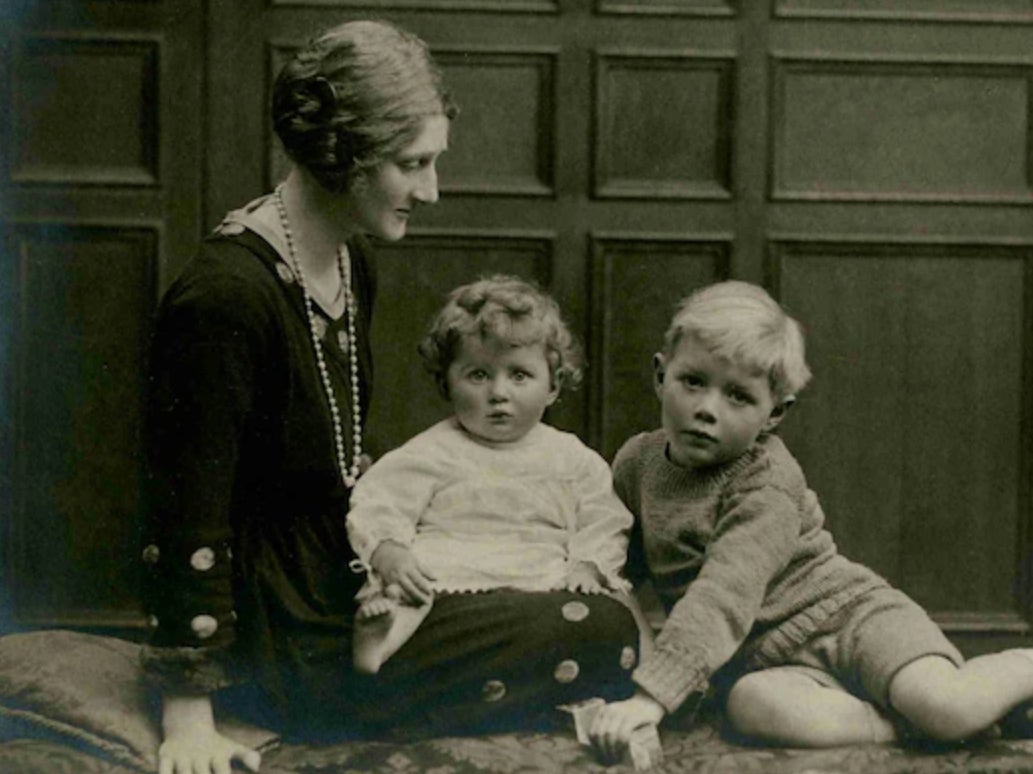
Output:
[634, 484, 801, 714]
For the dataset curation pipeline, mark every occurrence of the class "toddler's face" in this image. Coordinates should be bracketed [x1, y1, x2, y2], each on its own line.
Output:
[445, 334, 558, 444]
[655, 334, 781, 469]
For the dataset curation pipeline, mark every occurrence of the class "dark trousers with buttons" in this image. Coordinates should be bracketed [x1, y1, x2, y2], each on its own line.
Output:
[347, 590, 640, 738]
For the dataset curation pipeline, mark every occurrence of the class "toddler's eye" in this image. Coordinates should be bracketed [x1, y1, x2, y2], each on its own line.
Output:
[468, 369, 488, 382]
[681, 374, 704, 388]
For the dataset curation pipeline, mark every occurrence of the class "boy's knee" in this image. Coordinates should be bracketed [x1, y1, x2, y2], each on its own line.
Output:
[726, 671, 785, 736]
[898, 698, 983, 742]
[890, 664, 983, 741]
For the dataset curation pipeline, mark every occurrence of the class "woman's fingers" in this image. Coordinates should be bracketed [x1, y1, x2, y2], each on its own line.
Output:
[234, 746, 262, 772]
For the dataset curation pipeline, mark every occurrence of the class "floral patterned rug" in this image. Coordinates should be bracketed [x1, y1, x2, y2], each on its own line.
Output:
[256, 725, 1033, 774]
[6, 721, 1033, 774]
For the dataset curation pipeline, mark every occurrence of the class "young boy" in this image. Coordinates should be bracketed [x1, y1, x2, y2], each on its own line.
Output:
[590, 280, 1033, 757]
[346, 275, 645, 675]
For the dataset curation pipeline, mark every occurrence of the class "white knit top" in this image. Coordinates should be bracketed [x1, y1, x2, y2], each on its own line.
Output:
[347, 418, 633, 594]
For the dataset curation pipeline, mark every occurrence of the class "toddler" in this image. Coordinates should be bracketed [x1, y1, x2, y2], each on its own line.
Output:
[590, 280, 1033, 757]
[346, 275, 644, 675]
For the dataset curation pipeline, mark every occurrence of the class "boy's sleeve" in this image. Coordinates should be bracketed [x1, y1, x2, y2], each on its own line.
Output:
[346, 441, 443, 566]
[567, 447, 633, 590]
[633, 482, 801, 713]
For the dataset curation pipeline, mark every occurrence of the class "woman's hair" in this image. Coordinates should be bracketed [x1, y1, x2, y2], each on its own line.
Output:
[272, 19, 458, 193]
[663, 280, 812, 400]
[419, 275, 584, 397]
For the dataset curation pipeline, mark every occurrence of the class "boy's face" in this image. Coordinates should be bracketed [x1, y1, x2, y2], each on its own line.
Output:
[445, 334, 558, 444]
[655, 334, 785, 469]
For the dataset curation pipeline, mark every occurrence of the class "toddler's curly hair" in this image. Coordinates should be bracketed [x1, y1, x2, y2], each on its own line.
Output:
[418, 275, 583, 397]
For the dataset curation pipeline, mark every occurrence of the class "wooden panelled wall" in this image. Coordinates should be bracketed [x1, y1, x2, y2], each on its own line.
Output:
[3, 1, 1033, 656]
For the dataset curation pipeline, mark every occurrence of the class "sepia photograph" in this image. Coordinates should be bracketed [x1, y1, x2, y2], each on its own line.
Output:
[3, 1, 1033, 772]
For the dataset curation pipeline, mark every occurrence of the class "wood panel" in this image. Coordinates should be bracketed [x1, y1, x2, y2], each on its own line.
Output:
[773, 0, 1033, 23]
[4, 0, 1033, 652]
[593, 49, 735, 200]
[1, 1, 202, 634]
[270, 0, 559, 11]
[771, 55, 1033, 203]
[773, 240, 1030, 635]
[767, 9, 1033, 655]
[436, 47, 557, 197]
[597, 0, 737, 16]
[7, 223, 158, 627]
[10, 35, 160, 186]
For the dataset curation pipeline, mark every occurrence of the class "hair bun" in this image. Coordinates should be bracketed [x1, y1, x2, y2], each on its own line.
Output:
[306, 76, 338, 121]
[292, 76, 337, 123]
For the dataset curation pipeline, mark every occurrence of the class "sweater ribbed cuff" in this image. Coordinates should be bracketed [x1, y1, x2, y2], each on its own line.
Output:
[632, 648, 708, 714]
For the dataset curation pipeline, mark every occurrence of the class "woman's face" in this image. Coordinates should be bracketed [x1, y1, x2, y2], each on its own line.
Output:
[343, 114, 450, 241]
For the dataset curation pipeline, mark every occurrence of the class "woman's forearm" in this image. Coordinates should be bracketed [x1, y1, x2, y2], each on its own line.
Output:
[161, 693, 216, 737]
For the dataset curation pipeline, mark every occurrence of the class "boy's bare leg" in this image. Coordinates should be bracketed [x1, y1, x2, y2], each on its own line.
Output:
[726, 668, 898, 746]
[889, 650, 1033, 741]
[353, 591, 432, 675]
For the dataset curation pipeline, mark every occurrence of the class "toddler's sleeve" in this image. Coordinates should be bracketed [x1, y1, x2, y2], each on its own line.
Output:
[346, 442, 442, 567]
[567, 445, 633, 591]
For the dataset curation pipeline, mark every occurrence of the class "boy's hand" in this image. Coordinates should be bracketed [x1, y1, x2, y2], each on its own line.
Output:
[370, 541, 436, 605]
[566, 561, 607, 594]
[588, 691, 666, 764]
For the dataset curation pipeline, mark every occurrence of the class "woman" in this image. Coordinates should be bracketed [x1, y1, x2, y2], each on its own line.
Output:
[142, 18, 638, 774]
[143, 20, 454, 773]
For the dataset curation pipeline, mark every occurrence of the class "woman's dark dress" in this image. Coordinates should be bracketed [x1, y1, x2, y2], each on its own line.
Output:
[142, 215, 637, 740]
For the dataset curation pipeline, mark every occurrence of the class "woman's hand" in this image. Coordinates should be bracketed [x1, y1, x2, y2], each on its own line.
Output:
[588, 691, 666, 764]
[159, 693, 261, 774]
[370, 541, 436, 605]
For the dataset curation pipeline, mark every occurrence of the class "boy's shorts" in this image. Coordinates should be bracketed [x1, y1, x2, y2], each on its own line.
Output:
[755, 587, 963, 712]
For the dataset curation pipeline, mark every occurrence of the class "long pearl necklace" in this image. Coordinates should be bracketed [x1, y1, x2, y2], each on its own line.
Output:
[274, 184, 362, 488]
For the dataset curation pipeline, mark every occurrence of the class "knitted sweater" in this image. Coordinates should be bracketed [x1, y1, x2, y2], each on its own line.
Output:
[347, 418, 633, 594]
[612, 430, 886, 713]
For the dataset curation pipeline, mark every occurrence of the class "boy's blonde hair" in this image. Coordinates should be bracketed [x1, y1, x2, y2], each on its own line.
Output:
[663, 280, 812, 400]
[418, 274, 583, 395]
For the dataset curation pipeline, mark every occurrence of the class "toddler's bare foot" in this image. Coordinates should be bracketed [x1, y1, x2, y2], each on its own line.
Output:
[357, 594, 397, 620]
[354, 589, 400, 674]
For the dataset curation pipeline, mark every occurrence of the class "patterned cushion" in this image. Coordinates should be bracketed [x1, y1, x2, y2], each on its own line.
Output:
[0, 630, 276, 772]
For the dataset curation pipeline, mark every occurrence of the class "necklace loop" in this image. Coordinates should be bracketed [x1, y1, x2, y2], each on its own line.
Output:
[274, 184, 363, 488]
